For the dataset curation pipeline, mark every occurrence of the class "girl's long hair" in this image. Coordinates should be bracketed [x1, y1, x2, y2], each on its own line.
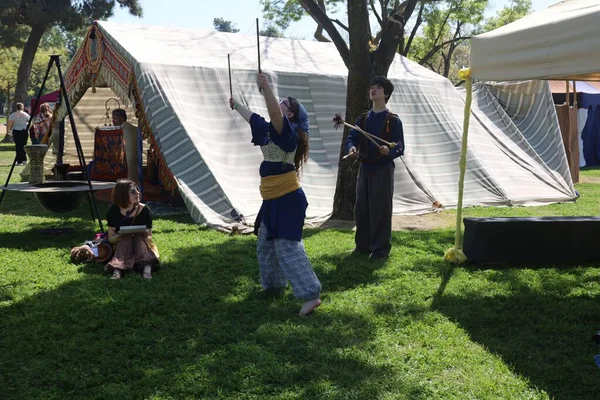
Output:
[39, 103, 52, 118]
[286, 96, 309, 172]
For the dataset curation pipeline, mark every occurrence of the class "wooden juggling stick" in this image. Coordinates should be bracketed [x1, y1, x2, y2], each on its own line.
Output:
[332, 113, 397, 148]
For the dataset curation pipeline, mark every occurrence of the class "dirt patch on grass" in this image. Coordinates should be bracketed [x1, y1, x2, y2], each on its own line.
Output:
[578, 175, 600, 184]
[308, 211, 455, 231]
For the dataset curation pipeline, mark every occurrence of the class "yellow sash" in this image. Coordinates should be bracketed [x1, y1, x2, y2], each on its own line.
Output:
[260, 171, 300, 200]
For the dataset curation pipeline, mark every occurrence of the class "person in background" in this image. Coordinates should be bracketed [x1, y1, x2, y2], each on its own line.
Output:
[105, 179, 159, 280]
[6, 102, 31, 166]
[31, 103, 53, 144]
[112, 108, 141, 185]
[112, 108, 127, 126]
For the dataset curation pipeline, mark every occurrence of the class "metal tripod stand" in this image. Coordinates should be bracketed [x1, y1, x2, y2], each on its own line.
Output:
[0, 55, 105, 232]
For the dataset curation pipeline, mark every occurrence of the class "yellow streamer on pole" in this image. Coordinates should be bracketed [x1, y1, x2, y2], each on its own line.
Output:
[444, 68, 471, 264]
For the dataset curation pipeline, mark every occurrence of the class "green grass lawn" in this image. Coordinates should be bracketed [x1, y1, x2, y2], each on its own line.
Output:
[1, 142, 600, 399]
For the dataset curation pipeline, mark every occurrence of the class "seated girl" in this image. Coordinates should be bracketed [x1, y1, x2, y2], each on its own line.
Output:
[105, 179, 159, 279]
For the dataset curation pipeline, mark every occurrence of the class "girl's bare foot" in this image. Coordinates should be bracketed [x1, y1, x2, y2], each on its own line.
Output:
[299, 298, 321, 316]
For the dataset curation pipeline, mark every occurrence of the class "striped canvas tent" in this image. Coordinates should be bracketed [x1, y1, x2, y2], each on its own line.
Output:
[46, 21, 576, 231]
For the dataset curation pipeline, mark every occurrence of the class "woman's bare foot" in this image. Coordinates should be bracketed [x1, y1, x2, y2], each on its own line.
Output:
[110, 270, 122, 280]
[299, 298, 322, 316]
[142, 265, 152, 279]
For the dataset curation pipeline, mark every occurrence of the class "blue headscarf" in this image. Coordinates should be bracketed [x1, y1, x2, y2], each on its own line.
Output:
[290, 102, 309, 135]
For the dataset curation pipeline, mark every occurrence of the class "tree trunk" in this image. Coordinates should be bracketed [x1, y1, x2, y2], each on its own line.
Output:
[331, 0, 373, 220]
[371, 13, 404, 76]
[14, 23, 47, 108]
[1, 84, 14, 143]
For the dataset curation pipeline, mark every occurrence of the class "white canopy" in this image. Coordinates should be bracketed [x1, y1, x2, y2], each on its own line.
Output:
[471, 0, 600, 81]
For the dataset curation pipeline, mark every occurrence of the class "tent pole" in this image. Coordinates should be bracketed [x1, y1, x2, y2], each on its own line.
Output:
[444, 68, 471, 264]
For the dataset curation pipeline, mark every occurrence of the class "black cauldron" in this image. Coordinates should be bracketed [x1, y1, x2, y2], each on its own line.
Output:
[33, 181, 88, 213]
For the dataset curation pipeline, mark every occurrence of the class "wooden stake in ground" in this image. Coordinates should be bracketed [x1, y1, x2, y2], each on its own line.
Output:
[256, 18, 262, 93]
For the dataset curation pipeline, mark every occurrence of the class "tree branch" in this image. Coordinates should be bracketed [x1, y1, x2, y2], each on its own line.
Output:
[369, 0, 383, 27]
[313, 0, 332, 41]
[380, 0, 389, 21]
[331, 19, 349, 32]
[391, 0, 420, 22]
[298, 0, 349, 67]
[371, 6, 405, 76]
[402, 2, 424, 56]
[443, 21, 463, 77]
[314, 25, 330, 42]
[432, 9, 453, 47]
[418, 36, 471, 66]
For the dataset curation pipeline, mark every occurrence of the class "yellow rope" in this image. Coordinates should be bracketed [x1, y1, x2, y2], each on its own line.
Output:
[259, 171, 300, 200]
[444, 68, 471, 264]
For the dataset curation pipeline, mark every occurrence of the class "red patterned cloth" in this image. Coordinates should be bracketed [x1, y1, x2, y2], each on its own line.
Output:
[90, 127, 128, 181]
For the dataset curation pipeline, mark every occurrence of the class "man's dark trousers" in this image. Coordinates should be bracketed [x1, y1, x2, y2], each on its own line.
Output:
[354, 162, 394, 257]
[12, 129, 28, 163]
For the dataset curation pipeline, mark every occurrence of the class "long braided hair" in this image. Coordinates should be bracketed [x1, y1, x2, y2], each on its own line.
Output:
[286, 96, 309, 172]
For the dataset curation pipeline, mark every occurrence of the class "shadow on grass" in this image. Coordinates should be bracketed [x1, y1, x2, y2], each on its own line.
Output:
[0, 190, 110, 217]
[0, 223, 98, 251]
[374, 228, 600, 399]
[6, 222, 599, 398]
[0, 235, 427, 400]
[431, 267, 600, 400]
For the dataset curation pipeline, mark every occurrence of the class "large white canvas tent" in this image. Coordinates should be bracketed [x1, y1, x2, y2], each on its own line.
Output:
[447, 0, 597, 261]
[45, 21, 576, 231]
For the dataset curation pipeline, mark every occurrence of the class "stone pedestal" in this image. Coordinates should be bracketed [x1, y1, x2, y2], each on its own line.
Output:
[23, 144, 49, 184]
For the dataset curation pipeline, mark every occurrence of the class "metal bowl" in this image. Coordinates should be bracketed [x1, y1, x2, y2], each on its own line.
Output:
[32, 181, 88, 213]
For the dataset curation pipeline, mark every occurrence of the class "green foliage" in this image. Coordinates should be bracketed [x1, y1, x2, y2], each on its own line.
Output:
[260, 0, 306, 30]
[0, 47, 21, 103]
[28, 47, 69, 97]
[260, 0, 345, 30]
[258, 0, 532, 83]
[212, 17, 283, 37]
[40, 25, 89, 60]
[406, 0, 487, 81]
[0, 0, 142, 44]
[482, 0, 532, 33]
[1, 0, 142, 106]
[213, 17, 240, 33]
[260, 25, 285, 38]
[0, 27, 73, 110]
